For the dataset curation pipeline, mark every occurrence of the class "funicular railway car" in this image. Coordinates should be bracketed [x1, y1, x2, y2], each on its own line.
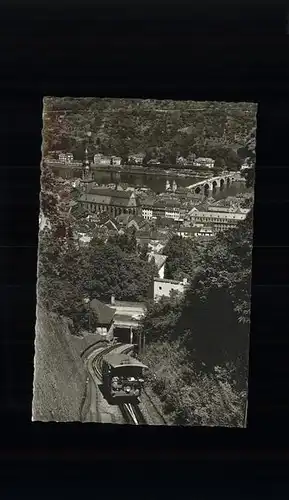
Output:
[102, 352, 148, 401]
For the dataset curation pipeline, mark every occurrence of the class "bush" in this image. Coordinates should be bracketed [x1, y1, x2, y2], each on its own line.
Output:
[141, 341, 246, 427]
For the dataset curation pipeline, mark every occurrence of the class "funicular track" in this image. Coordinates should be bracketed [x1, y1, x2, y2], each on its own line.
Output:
[92, 343, 147, 425]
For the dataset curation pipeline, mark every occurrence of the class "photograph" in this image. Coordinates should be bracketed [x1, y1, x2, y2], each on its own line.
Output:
[32, 97, 256, 426]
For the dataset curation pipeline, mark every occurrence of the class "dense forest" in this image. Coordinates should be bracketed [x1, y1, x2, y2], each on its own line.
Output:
[43, 97, 257, 168]
[139, 207, 253, 426]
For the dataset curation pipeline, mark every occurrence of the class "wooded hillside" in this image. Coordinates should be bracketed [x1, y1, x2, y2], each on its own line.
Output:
[43, 97, 257, 167]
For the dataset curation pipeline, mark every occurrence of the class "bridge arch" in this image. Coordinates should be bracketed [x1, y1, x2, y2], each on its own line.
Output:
[204, 183, 210, 195]
[220, 178, 225, 189]
[212, 180, 218, 190]
[195, 186, 201, 194]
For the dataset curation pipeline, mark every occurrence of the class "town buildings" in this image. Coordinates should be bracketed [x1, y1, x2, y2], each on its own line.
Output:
[128, 153, 145, 165]
[153, 277, 189, 301]
[78, 188, 140, 217]
[142, 205, 154, 220]
[92, 153, 122, 166]
[141, 199, 186, 222]
[165, 180, 177, 192]
[177, 226, 215, 240]
[44, 153, 83, 176]
[194, 157, 215, 169]
[136, 230, 169, 252]
[187, 207, 247, 232]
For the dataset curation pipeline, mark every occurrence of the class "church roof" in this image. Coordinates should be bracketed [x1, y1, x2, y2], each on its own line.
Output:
[88, 188, 132, 199]
[128, 215, 147, 227]
[79, 188, 138, 208]
[116, 213, 134, 225]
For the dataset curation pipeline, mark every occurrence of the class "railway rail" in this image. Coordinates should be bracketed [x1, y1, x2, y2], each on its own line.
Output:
[91, 342, 147, 425]
[119, 402, 146, 425]
[142, 388, 168, 425]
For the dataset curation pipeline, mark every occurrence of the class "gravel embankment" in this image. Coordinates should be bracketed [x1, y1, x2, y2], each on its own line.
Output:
[32, 307, 87, 422]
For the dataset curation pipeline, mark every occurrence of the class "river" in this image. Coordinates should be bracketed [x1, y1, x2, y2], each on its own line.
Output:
[92, 170, 250, 200]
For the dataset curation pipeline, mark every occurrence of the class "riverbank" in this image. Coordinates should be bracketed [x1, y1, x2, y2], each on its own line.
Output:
[90, 164, 211, 178]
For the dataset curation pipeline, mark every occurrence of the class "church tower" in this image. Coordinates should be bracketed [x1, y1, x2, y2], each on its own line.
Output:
[81, 146, 94, 194]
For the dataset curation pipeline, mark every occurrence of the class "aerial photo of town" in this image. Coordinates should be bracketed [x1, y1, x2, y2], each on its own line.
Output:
[33, 97, 256, 426]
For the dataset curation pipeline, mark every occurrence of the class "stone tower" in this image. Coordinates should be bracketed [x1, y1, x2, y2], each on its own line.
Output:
[81, 146, 94, 194]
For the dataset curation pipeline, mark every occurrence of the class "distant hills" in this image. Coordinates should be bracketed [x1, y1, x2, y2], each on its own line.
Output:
[43, 98, 257, 168]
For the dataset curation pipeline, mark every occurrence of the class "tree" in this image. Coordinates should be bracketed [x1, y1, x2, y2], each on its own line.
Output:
[43, 98, 257, 168]
[163, 235, 198, 281]
[178, 211, 253, 383]
[139, 293, 185, 344]
[213, 157, 226, 174]
[244, 167, 255, 189]
[72, 241, 155, 302]
[141, 340, 246, 427]
[140, 211, 253, 391]
[107, 229, 137, 254]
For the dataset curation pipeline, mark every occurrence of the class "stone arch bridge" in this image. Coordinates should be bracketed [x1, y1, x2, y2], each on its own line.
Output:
[187, 172, 242, 195]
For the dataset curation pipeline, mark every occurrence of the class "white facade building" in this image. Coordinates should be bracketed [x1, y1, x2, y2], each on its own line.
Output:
[142, 207, 153, 220]
[129, 153, 145, 165]
[93, 154, 111, 165]
[153, 277, 189, 301]
[66, 153, 74, 163]
[58, 153, 67, 162]
[164, 207, 182, 221]
[111, 156, 122, 166]
[194, 157, 215, 169]
[188, 208, 247, 232]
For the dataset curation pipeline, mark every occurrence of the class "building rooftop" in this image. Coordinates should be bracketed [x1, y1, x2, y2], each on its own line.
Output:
[154, 277, 188, 285]
[87, 188, 133, 199]
[103, 353, 148, 370]
[89, 299, 116, 325]
[148, 253, 167, 269]
[129, 152, 145, 158]
[136, 230, 168, 241]
[179, 226, 198, 234]
[113, 300, 147, 309]
[155, 199, 181, 209]
[79, 189, 138, 208]
[142, 198, 155, 207]
[103, 219, 121, 231]
[128, 215, 147, 227]
[195, 157, 214, 162]
[189, 209, 247, 220]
